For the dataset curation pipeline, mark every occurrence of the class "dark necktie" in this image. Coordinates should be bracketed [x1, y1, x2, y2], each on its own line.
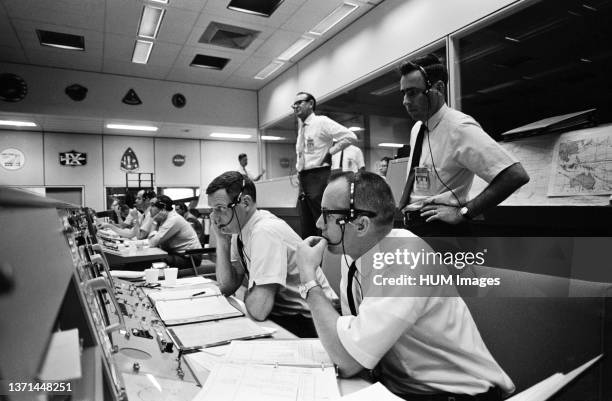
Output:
[347, 261, 358, 316]
[339, 150, 344, 170]
[399, 123, 427, 209]
[236, 237, 249, 276]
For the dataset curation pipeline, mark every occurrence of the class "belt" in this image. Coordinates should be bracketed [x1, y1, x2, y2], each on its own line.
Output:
[298, 165, 330, 176]
[399, 387, 503, 401]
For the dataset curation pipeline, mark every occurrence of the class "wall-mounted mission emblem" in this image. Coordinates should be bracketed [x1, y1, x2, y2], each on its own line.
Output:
[120, 147, 139, 172]
[0, 148, 25, 170]
[172, 154, 185, 166]
[59, 150, 87, 166]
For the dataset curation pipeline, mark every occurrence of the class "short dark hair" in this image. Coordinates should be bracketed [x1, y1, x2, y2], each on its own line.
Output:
[154, 195, 174, 211]
[380, 156, 391, 163]
[142, 190, 157, 201]
[296, 91, 316, 111]
[329, 171, 395, 226]
[238, 153, 247, 161]
[206, 171, 257, 203]
[398, 53, 448, 86]
[175, 202, 188, 213]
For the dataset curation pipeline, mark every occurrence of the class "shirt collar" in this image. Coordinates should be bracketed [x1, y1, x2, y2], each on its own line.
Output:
[300, 112, 316, 126]
[426, 103, 448, 132]
[239, 209, 266, 242]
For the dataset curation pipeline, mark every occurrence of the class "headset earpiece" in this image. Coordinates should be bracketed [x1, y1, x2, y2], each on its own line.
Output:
[336, 217, 347, 226]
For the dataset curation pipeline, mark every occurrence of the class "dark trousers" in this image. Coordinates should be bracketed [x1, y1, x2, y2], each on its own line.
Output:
[269, 313, 318, 338]
[298, 167, 331, 238]
[397, 386, 503, 401]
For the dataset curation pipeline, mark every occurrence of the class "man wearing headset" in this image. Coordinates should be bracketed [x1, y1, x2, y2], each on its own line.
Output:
[397, 54, 529, 236]
[297, 172, 514, 400]
[206, 171, 337, 337]
[148, 195, 201, 269]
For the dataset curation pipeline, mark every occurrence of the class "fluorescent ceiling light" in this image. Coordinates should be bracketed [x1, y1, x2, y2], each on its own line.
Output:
[254, 61, 284, 80]
[106, 124, 158, 132]
[149, 0, 168, 3]
[309, 2, 358, 36]
[0, 120, 37, 127]
[277, 36, 315, 61]
[132, 40, 153, 64]
[261, 135, 285, 141]
[210, 133, 252, 139]
[348, 126, 364, 132]
[378, 143, 404, 148]
[371, 83, 399, 96]
[138, 5, 165, 39]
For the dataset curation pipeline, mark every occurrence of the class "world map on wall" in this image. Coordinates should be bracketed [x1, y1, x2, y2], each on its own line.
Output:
[548, 128, 612, 196]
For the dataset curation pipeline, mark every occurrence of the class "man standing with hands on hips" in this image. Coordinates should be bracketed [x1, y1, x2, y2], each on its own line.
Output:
[293, 91, 357, 238]
[397, 54, 529, 236]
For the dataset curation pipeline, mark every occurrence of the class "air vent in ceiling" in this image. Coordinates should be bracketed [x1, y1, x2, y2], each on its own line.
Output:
[227, 0, 285, 17]
[190, 54, 230, 70]
[199, 22, 260, 50]
[36, 29, 85, 51]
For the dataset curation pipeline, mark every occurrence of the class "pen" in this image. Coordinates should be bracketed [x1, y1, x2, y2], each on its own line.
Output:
[191, 290, 207, 297]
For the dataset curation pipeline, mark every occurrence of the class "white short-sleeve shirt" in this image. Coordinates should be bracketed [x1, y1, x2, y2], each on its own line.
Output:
[336, 229, 515, 396]
[408, 104, 518, 205]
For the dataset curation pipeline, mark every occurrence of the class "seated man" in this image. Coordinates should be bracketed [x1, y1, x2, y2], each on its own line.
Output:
[296, 172, 514, 399]
[175, 202, 204, 246]
[206, 171, 337, 337]
[100, 189, 155, 239]
[148, 195, 202, 270]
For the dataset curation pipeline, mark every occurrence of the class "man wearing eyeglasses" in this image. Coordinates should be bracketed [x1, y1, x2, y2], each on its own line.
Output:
[397, 54, 529, 236]
[296, 171, 514, 400]
[206, 171, 337, 337]
[293, 91, 357, 238]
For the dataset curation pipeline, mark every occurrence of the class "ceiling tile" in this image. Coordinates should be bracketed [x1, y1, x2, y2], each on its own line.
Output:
[0, 45, 27, 63]
[5, 0, 105, 32]
[157, 7, 199, 44]
[105, 0, 140, 36]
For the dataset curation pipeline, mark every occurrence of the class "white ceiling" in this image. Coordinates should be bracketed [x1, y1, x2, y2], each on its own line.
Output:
[0, 0, 381, 90]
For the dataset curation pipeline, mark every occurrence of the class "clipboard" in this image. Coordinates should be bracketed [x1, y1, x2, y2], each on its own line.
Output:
[153, 295, 243, 326]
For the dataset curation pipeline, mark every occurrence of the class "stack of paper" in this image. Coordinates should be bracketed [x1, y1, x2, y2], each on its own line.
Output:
[192, 339, 340, 401]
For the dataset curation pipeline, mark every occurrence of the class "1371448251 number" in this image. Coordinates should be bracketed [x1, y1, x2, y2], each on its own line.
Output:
[6, 381, 72, 393]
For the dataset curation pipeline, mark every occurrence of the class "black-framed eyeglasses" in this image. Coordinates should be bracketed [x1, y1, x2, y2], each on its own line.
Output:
[291, 99, 308, 108]
[320, 208, 377, 225]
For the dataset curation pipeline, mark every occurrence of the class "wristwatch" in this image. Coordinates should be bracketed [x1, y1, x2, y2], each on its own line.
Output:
[459, 206, 471, 220]
[299, 280, 320, 299]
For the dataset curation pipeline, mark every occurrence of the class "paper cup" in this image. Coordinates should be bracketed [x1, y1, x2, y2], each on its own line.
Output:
[144, 268, 158, 284]
[164, 267, 178, 285]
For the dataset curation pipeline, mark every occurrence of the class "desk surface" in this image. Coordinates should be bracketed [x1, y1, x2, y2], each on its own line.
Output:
[102, 245, 168, 267]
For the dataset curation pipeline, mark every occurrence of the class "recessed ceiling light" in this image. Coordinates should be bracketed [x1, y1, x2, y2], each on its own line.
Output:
[106, 123, 158, 132]
[149, 0, 169, 3]
[254, 61, 284, 80]
[227, 0, 285, 17]
[277, 36, 315, 61]
[378, 143, 404, 148]
[36, 29, 84, 51]
[261, 135, 285, 141]
[132, 40, 154, 64]
[190, 54, 230, 70]
[0, 120, 37, 127]
[210, 133, 252, 139]
[138, 5, 165, 39]
[309, 2, 358, 36]
[348, 126, 364, 132]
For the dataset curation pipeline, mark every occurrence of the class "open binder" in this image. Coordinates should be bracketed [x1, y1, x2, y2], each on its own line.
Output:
[166, 317, 275, 351]
[153, 294, 243, 326]
[192, 339, 340, 401]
